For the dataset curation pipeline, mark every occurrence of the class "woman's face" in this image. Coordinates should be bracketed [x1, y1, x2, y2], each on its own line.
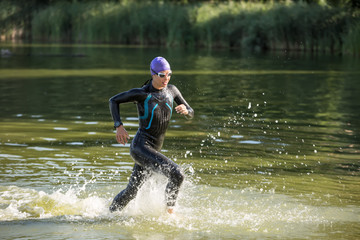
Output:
[152, 70, 172, 90]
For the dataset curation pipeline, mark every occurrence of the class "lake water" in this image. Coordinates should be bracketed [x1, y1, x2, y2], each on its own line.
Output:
[0, 43, 359, 239]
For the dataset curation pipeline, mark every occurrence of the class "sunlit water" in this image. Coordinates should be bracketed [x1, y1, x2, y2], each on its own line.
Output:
[0, 43, 359, 239]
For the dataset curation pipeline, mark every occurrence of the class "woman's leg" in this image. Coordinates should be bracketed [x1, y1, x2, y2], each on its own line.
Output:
[164, 166, 184, 208]
[131, 146, 184, 208]
[109, 163, 151, 212]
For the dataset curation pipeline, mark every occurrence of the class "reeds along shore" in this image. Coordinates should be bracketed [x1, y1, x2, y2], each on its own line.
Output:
[1, 1, 360, 54]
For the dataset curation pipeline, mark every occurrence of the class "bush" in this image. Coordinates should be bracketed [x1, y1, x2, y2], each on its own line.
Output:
[23, 1, 360, 55]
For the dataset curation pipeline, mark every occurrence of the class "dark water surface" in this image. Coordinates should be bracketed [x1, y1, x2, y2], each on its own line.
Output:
[1, 43, 359, 239]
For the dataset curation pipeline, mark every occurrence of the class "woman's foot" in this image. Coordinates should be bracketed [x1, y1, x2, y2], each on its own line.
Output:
[109, 203, 118, 212]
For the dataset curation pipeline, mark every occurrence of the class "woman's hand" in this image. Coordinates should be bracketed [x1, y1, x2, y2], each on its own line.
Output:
[175, 104, 188, 115]
[116, 125, 130, 145]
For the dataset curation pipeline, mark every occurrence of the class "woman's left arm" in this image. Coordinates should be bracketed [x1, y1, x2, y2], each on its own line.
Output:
[172, 85, 194, 119]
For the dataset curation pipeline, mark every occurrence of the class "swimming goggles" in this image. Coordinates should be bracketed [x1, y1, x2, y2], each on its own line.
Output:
[151, 68, 172, 78]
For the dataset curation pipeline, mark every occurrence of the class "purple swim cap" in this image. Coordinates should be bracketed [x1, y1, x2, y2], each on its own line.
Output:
[150, 57, 171, 75]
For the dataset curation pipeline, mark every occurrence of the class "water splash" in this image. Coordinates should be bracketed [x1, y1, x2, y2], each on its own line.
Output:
[1, 174, 358, 239]
[0, 185, 108, 221]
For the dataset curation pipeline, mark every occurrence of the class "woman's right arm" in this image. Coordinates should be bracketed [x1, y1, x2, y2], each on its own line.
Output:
[109, 88, 145, 144]
[109, 88, 144, 127]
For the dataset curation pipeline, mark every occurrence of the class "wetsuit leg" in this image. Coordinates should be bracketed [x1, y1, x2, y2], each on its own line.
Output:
[109, 163, 151, 212]
[131, 145, 184, 208]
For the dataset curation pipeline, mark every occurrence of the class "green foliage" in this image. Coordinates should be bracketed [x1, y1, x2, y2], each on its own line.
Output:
[0, 1, 23, 37]
[2, 1, 360, 54]
[343, 19, 360, 55]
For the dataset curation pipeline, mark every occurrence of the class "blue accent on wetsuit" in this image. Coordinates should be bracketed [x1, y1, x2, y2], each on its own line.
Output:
[139, 94, 152, 119]
[166, 102, 173, 119]
[146, 103, 158, 130]
[108, 80, 194, 212]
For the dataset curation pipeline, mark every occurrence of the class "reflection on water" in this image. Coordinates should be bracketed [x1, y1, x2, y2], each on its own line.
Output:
[0, 44, 360, 239]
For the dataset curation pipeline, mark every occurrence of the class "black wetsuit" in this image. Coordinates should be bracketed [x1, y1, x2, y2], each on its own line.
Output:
[109, 80, 194, 212]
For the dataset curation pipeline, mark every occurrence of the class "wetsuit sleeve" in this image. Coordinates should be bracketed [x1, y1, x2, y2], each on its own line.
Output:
[109, 88, 146, 126]
[171, 85, 194, 119]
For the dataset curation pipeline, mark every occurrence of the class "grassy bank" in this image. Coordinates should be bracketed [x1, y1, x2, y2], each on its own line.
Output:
[1, 1, 359, 54]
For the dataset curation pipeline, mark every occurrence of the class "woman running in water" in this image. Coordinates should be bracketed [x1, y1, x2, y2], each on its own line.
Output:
[109, 56, 194, 214]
